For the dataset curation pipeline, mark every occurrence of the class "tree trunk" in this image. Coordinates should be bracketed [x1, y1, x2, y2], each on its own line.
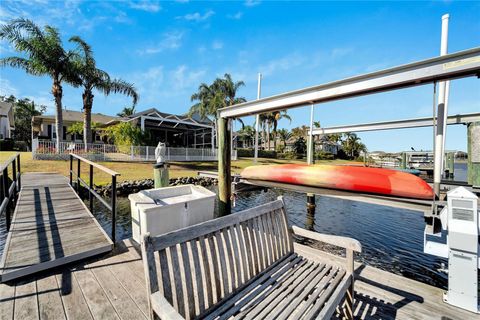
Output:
[52, 79, 63, 153]
[83, 89, 94, 147]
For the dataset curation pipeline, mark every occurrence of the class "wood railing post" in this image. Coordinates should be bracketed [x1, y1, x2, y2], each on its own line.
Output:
[218, 117, 231, 216]
[11, 159, 17, 206]
[3, 167, 10, 231]
[89, 164, 94, 213]
[111, 175, 117, 244]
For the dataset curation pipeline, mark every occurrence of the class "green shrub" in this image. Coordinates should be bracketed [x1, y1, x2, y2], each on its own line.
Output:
[236, 148, 277, 159]
[315, 151, 334, 160]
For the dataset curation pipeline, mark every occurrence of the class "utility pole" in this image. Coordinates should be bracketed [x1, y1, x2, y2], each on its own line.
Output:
[254, 73, 262, 163]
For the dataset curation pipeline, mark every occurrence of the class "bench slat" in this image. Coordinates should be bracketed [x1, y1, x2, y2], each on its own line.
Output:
[222, 228, 235, 292]
[159, 249, 173, 306]
[180, 242, 195, 319]
[273, 264, 332, 320]
[207, 235, 222, 303]
[202, 253, 300, 320]
[229, 225, 241, 288]
[189, 238, 205, 314]
[199, 235, 213, 308]
[240, 261, 317, 320]
[240, 222, 253, 280]
[217, 257, 308, 320]
[170, 245, 185, 316]
[151, 200, 285, 251]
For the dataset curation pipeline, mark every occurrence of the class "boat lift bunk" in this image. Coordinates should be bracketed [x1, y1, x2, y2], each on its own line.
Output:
[216, 34, 480, 312]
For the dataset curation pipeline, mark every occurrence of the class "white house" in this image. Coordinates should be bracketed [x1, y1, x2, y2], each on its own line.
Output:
[0, 101, 15, 140]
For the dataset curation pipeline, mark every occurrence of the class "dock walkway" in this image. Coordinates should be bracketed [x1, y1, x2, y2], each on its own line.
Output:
[0, 239, 475, 319]
[0, 173, 113, 282]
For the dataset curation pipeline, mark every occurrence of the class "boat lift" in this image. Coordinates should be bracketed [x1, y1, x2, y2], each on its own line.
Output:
[216, 15, 480, 313]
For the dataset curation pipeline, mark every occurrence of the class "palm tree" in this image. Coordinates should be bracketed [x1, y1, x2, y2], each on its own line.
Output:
[189, 73, 245, 147]
[277, 128, 291, 148]
[0, 18, 81, 149]
[117, 106, 136, 117]
[70, 36, 138, 145]
[272, 110, 291, 150]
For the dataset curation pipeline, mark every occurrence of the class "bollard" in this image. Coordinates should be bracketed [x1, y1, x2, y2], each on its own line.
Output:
[400, 152, 407, 169]
[445, 152, 455, 179]
[467, 122, 480, 188]
[153, 162, 169, 188]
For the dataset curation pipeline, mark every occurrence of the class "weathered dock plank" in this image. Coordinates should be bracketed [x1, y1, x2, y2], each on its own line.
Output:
[0, 173, 113, 282]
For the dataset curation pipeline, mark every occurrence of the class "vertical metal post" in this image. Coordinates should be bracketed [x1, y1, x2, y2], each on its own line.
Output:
[218, 117, 232, 216]
[11, 159, 16, 206]
[89, 164, 93, 213]
[16, 154, 21, 191]
[3, 167, 10, 231]
[433, 14, 450, 196]
[69, 154, 73, 186]
[111, 175, 117, 244]
[77, 158, 81, 193]
[254, 73, 262, 163]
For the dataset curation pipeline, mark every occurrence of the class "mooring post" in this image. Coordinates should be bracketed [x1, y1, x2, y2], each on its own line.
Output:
[218, 116, 232, 216]
[467, 121, 480, 188]
[154, 163, 169, 188]
[400, 152, 407, 169]
[306, 104, 316, 220]
[445, 152, 455, 179]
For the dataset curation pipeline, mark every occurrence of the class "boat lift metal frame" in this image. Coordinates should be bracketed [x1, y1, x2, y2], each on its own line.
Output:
[218, 47, 480, 212]
[308, 112, 480, 135]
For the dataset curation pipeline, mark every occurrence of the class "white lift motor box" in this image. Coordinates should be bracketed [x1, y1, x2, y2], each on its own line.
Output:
[425, 186, 480, 313]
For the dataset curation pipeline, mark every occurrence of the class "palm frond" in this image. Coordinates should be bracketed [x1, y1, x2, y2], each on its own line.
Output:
[0, 56, 43, 75]
[107, 79, 139, 105]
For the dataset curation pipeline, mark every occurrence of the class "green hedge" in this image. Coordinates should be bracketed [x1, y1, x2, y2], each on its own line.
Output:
[237, 148, 277, 159]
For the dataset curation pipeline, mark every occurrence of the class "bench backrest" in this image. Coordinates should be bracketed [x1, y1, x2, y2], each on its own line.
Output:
[141, 198, 293, 319]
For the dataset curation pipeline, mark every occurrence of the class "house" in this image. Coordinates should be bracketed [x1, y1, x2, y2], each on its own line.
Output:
[32, 107, 215, 148]
[32, 109, 119, 143]
[284, 135, 341, 155]
[119, 108, 215, 148]
[0, 101, 15, 140]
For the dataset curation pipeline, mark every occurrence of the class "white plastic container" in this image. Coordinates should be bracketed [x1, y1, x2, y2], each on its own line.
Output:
[129, 185, 216, 244]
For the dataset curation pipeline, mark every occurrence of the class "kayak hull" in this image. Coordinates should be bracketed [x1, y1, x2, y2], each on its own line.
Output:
[241, 164, 434, 200]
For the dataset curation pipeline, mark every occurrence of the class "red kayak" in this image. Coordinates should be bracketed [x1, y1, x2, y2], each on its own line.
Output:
[241, 164, 434, 200]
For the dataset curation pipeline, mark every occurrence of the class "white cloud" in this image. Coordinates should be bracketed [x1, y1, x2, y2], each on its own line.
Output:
[227, 12, 243, 20]
[212, 40, 223, 50]
[259, 53, 304, 76]
[129, 0, 161, 13]
[244, 0, 261, 7]
[178, 10, 215, 22]
[0, 78, 19, 97]
[139, 31, 184, 54]
[171, 65, 206, 91]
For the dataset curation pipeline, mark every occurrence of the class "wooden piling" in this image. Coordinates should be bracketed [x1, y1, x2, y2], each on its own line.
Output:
[218, 117, 232, 216]
[467, 121, 480, 187]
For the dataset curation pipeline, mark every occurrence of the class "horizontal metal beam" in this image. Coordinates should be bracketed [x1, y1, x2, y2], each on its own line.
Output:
[219, 47, 480, 118]
[310, 112, 480, 135]
[139, 115, 213, 129]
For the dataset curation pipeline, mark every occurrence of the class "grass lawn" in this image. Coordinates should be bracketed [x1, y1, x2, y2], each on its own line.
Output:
[0, 151, 351, 185]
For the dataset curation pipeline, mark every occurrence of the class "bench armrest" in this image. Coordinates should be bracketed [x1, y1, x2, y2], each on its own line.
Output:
[151, 292, 184, 320]
[292, 226, 361, 276]
[292, 226, 362, 253]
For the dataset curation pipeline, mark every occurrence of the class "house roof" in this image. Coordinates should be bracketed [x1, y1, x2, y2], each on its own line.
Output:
[33, 109, 120, 124]
[127, 107, 213, 125]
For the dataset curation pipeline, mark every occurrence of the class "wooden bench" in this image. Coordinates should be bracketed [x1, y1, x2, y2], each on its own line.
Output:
[141, 197, 362, 320]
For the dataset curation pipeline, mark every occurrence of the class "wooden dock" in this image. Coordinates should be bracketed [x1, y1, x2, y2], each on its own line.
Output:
[0, 238, 475, 319]
[0, 173, 113, 282]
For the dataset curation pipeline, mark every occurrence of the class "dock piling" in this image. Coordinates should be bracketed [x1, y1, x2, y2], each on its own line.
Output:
[467, 121, 480, 188]
[218, 117, 232, 216]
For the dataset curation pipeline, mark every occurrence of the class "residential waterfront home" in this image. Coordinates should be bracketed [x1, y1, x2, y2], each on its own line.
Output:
[32, 107, 215, 148]
[0, 101, 15, 140]
[32, 109, 119, 143]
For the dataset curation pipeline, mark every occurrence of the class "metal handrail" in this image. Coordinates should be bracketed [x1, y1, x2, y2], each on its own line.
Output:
[69, 153, 120, 243]
[0, 153, 21, 231]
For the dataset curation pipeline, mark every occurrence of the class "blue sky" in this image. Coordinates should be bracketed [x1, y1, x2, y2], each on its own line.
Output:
[1, 0, 479, 152]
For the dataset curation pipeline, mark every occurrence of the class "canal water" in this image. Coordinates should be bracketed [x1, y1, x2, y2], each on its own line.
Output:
[0, 163, 471, 290]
